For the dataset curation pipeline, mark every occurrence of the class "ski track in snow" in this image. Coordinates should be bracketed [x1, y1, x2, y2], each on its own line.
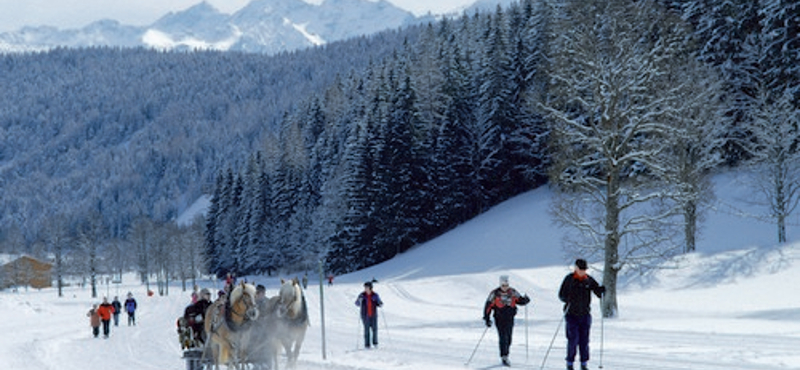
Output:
[4, 263, 799, 370]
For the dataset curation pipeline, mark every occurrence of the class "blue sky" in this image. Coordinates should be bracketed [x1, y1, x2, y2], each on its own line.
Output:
[0, 0, 476, 32]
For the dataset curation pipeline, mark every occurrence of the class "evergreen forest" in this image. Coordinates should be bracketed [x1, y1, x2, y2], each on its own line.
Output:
[0, 0, 797, 292]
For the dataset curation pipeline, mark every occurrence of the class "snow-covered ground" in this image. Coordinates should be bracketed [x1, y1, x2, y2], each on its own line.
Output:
[2, 171, 800, 370]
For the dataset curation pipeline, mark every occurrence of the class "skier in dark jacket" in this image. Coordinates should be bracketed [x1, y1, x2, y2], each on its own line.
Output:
[355, 281, 383, 349]
[559, 259, 605, 370]
[483, 275, 530, 367]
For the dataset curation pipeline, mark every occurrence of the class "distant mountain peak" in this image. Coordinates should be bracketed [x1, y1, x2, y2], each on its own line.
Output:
[0, 0, 421, 54]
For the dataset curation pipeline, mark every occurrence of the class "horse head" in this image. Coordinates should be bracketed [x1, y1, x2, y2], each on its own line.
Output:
[277, 278, 303, 319]
[230, 281, 259, 323]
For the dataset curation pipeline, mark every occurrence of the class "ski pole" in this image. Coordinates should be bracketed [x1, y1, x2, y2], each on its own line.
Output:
[599, 293, 605, 369]
[465, 325, 490, 366]
[381, 311, 391, 346]
[356, 316, 360, 350]
[540, 304, 568, 370]
[525, 304, 529, 363]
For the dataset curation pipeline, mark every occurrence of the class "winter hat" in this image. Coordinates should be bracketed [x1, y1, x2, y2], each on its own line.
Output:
[575, 259, 588, 270]
[364, 281, 373, 289]
[499, 275, 509, 285]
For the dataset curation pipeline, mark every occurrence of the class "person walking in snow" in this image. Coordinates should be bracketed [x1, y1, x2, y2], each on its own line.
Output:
[559, 259, 605, 370]
[124, 292, 138, 326]
[483, 275, 530, 367]
[87, 304, 101, 338]
[111, 296, 122, 326]
[97, 297, 116, 338]
[355, 281, 383, 349]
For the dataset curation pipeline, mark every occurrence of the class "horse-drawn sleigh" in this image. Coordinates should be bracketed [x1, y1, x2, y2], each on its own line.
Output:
[178, 278, 309, 370]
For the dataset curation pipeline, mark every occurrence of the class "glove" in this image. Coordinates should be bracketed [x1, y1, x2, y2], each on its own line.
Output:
[485, 318, 492, 327]
[598, 286, 606, 295]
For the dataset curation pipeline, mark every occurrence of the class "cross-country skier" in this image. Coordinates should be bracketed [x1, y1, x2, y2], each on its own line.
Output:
[559, 258, 605, 370]
[355, 281, 383, 349]
[483, 275, 530, 367]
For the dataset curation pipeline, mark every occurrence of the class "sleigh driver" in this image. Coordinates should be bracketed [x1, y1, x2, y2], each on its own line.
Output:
[180, 288, 213, 347]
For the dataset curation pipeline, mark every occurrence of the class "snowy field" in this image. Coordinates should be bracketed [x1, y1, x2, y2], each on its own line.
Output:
[2, 171, 800, 370]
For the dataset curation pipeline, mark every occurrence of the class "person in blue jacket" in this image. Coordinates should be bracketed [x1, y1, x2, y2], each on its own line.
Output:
[355, 281, 383, 349]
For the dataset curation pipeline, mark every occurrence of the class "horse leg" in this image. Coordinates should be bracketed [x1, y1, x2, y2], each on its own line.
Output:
[291, 331, 306, 366]
[269, 339, 280, 370]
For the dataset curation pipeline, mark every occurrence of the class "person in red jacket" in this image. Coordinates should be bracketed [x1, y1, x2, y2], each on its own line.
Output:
[97, 297, 116, 338]
[483, 275, 530, 367]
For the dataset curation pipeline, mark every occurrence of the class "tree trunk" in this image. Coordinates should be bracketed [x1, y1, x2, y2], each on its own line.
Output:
[776, 171, 786, 243]
[603, 172, 620, 318]
[684, 200, 697, 253]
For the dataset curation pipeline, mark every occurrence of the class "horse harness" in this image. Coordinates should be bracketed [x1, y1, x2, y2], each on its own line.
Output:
[211, 292, 257, 334]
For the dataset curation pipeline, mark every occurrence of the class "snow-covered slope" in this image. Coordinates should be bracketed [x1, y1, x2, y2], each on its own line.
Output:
[2, 171, 799, 369]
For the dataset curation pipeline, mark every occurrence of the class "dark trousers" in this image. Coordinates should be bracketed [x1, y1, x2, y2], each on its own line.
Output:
[565, 314, 592, 363]
[128, 312, 136, 325]
[102, 320, 111, 337]
[92, 326, 100, 337]
[362, 315, 378, 348]
[495, 318, 514, 357]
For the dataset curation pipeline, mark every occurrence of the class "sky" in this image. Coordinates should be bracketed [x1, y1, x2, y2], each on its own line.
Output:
[0, 0, 477, 33]
[1, 169, 799, 370]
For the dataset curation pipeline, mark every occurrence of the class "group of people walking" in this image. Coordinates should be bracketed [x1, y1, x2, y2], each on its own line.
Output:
[86, 292, 138, 338]
[482, 258, 605, 369]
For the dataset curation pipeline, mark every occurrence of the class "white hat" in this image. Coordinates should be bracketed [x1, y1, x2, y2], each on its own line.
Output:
[499, 275, 509, 284]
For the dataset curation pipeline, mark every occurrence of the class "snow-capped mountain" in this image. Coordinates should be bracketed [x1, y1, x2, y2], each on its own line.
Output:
[0, 0, 421, 54]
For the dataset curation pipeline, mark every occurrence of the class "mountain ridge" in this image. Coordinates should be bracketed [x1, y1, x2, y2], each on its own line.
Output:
[0, 0, 424, 54]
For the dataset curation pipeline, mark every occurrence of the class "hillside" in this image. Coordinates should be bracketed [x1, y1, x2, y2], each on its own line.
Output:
[1, 170, 799, 369]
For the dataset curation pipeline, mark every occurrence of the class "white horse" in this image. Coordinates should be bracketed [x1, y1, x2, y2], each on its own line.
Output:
[270, 278, 309, 369]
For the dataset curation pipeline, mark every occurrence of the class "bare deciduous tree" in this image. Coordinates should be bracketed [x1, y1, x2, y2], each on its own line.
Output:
[543, 0, 711, 317]
[744, 87, 800, 243]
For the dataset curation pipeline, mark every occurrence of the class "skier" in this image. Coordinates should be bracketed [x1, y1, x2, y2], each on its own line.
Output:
[559, 259, 605, 370]
[355, 281, 383, 349]
[483, 275, 530, 367]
